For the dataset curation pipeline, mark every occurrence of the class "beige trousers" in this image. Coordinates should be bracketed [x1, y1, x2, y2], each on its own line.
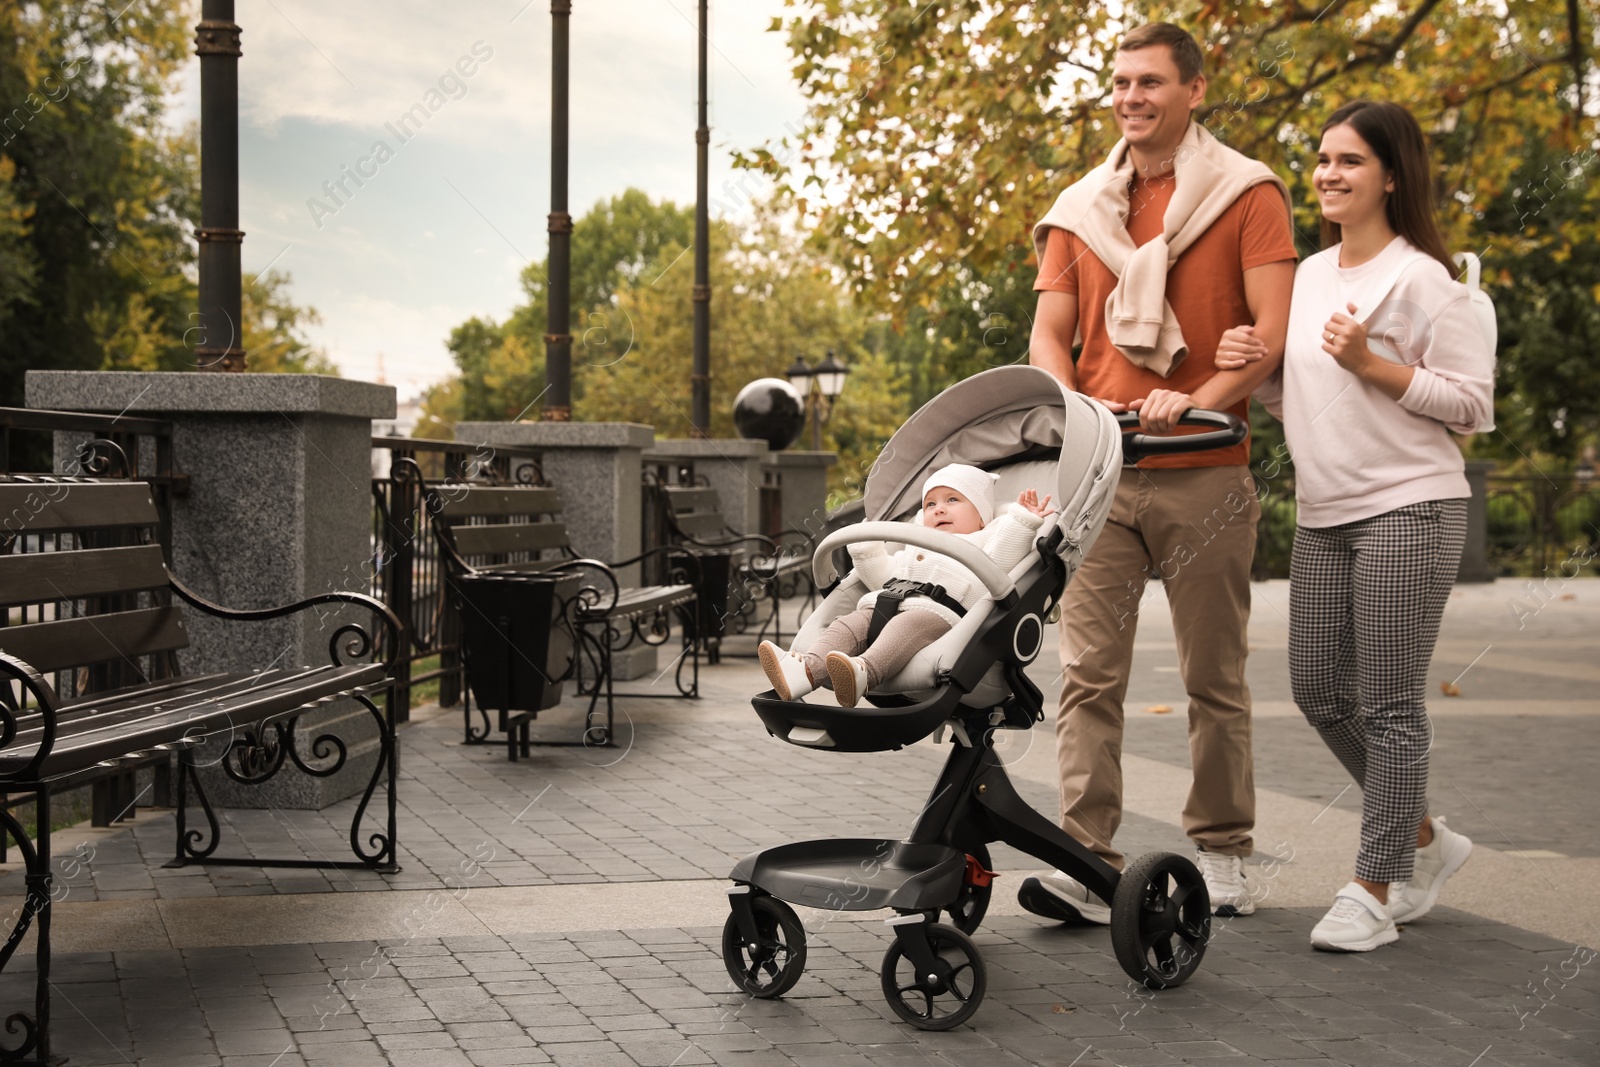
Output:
[1055, 465, 1260, 868]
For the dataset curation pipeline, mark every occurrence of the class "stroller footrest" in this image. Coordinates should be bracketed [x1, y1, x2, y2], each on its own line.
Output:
[729, 839, 965, 913]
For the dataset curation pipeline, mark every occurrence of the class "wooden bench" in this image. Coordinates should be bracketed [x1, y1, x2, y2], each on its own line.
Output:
[656, 482, 816, 661]
[0, 475, 402, 1064]
[409, 464, 699, 758]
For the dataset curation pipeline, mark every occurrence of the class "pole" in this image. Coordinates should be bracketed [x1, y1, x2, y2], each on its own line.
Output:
[689, 0, 711, 437]
[544, 0, 573, 420]
[194, 1, 245, 371]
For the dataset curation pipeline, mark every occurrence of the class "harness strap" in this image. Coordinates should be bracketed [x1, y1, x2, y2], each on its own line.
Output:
[865, 578, 967, 645]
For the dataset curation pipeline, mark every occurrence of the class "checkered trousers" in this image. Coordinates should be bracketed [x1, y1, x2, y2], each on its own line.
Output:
[1288, 498, 1467, 883]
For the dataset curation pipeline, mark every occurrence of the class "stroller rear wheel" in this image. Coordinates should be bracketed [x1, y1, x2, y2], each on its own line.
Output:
[945, 843, 993, 934]
[1110, 851, 1211, 989]
[880, 922, 987, 1030]
[722, 895, 807, 998]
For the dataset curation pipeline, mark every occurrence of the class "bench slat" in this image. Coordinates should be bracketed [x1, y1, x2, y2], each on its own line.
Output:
[0, 663, 387, 782]
[435, 486, 562, 519]
[452, 522, 570, 557]
[0, 606, 188, 674]
[662, 486, 720, 511]
[0, 482, 159, 534]
[605, 584, 695, 618]
[0, 544, 169, 607]
[670, 513, 727, 538]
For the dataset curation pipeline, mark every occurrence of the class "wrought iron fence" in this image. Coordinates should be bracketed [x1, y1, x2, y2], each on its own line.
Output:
[370, 436, 545, 720]
[1246, 469, 1599, 580]
[1484, 472, 1600, 578]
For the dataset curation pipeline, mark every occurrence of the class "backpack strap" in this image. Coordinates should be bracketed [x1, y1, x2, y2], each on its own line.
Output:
[1349, 249, 1436, 323]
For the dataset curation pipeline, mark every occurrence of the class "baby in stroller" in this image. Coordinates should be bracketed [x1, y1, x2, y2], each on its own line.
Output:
[758, 464, 1054, 707]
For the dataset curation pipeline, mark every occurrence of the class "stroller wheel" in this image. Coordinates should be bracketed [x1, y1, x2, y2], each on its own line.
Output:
[1110, 851, 1211, 989]
[946, 844, 993, 935]
[722, 896, 807, 998]
[880, 922, 987, 1030]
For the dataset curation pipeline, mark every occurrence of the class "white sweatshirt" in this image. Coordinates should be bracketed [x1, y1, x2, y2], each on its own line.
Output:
[1261, 237, 1495, 528]
[846, 503, 1046, 625]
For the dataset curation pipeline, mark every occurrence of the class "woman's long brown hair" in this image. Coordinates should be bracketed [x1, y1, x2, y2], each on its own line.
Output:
[1318, 100, 1456, 275]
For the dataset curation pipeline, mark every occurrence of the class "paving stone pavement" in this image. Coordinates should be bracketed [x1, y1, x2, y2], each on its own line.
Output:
[2, 911, 1594, 1067]
[0, 581, 1594, 1065]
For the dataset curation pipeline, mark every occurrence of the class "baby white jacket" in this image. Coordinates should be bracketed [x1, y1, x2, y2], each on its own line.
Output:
[846, 503, 1046, 625]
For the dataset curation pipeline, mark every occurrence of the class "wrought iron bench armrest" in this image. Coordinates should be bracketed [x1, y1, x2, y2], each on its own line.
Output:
[0, 652, 63, 784]
[167, 574, 404, 674]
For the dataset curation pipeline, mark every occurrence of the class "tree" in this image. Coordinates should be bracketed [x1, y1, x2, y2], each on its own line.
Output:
[239, 271, 337, 375]
[0, 0, 195, 403]
[436, 191, 910, 497]
[0, 1, 339, 404]
[744, 0, 1599, 449]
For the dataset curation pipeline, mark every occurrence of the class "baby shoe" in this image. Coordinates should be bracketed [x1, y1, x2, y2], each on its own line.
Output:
[825, 652, 870, 708]
[758, 641, 813, 701]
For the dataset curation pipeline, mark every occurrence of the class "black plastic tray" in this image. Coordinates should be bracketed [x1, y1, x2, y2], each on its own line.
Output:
[729, 838, 965, 913]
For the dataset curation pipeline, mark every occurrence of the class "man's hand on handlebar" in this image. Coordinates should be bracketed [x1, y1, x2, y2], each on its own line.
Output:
[1128, 389, 1196, 434]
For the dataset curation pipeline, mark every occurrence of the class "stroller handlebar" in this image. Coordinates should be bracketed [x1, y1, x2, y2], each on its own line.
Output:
[812, 522, 1019, 599]
[1117, 409, 1247, 462]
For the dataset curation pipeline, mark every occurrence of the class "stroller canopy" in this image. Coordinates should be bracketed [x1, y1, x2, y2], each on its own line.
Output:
[862, 365, 1122, 572]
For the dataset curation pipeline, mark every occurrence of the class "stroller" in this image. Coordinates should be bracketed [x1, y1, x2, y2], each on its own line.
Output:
[721, 365, 1246, 1029]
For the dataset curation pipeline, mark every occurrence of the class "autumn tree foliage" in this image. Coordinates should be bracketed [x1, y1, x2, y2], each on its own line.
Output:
[741, 0, 1599, 458]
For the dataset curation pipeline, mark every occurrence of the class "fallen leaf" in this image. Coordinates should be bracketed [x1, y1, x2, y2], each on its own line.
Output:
[1560, 593, 1576, 601]
[1439, 681, 1462, 697]
[1145, 704, 1173, 714]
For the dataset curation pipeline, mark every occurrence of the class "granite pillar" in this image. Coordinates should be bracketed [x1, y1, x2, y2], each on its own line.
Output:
[764, 450, 836, 542]
[26, 370, 396, 808]
[645, 438, 768, 535]
[453, 421, 657, 678]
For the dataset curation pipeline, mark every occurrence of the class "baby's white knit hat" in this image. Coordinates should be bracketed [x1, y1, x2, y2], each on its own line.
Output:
[922, 463, 1000, 525]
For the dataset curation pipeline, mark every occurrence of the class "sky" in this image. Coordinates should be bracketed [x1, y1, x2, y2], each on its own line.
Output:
[168, 0, 808, 401]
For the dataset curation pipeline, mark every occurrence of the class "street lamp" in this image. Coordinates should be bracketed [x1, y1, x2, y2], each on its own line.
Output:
[786, 351, 849, 450]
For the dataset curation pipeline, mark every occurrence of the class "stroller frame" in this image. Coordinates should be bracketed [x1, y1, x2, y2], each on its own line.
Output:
[722, 399, 1243, 1031]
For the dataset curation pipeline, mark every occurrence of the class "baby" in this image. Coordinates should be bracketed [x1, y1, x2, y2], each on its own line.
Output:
[760, 463, 1054, 707]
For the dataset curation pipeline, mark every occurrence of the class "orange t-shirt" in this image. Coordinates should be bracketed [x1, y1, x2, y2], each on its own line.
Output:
[1034, 178, 1297, 468]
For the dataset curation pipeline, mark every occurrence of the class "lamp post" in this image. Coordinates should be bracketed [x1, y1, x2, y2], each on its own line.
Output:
[194, 0, 245, 371]
[543, 0, 573, 421]
[786, 351, 849, 451]
[690, 0, 711, 437]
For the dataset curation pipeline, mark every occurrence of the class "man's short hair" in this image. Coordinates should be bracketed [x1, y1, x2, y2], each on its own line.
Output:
[1118, 22, 1205, 83]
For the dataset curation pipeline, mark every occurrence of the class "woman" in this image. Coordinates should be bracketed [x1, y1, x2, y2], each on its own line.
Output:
[1221, 100, 1494, 951]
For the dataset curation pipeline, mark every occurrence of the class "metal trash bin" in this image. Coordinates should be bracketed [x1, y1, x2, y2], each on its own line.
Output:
[451, 571, 578, 755]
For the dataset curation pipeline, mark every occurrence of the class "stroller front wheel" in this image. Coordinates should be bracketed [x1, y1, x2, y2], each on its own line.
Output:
[1110, 851, 1211, 989]
[880, 922, 987, 1030]
[722, 895, 807, 998]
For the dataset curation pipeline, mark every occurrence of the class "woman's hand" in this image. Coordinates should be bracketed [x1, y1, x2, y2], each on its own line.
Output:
[1017, 489, 1055, 516]
[1128, 389, 1195, 434]
[1323, 303, 1374, 376]
[1215, 325, 1269, 370]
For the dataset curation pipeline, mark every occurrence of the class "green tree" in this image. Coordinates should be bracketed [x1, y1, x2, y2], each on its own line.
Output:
[0, 1, 337, 404]
[0, 0, 195, 403]
[240, 270, 337, 375]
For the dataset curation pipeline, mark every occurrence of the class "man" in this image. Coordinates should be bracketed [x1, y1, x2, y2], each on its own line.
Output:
[1023, 21, 1296, 921]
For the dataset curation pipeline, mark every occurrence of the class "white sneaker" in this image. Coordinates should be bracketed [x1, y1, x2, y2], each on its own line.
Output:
[825, 651, 870, 708]
[1389, 816, 1473, 924]
[758, 641, 813, 701]
[1310, 882, 1399, 952]
[1195, 849, 1256, 916]
[1016, 869, 1112, 925]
